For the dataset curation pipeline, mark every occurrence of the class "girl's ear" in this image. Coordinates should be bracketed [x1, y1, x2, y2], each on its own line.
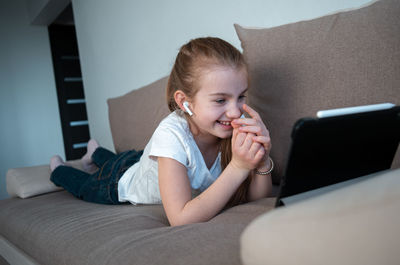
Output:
[174, 90, 189, 113]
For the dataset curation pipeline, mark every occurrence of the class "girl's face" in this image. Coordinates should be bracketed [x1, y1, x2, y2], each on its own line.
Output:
[189, 66, 248, 143]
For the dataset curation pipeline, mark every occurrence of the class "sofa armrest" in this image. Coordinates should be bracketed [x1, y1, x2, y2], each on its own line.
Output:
[6, 160, 84, 199]
[240, 168, 400, 265]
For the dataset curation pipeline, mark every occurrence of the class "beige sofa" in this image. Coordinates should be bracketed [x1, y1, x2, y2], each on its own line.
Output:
[1, 0, 399, 264]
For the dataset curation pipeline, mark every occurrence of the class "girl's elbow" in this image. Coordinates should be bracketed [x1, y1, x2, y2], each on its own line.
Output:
[167, 210, 208, 226]
[169, 218, 185, 227]
[168, 216, 195, 227]
[166, 210, 192, 226]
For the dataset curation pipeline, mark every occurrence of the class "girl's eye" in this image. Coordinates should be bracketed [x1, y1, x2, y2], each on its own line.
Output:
[239, 95, 247, 101]
[215, 99, 225, 104]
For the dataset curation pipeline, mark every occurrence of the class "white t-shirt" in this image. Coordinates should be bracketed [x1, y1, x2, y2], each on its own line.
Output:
[118, 110, 222, 205]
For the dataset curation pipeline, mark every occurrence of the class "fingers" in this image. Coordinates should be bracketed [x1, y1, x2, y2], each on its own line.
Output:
[249, 140, 263, 158]
[233, 131, 253, 150]
[232, 131, 265, 168]
[231, 104, 271, 170]
[232, 104, 260, 126]
[243, 104, 261, 121]
[254, 146, 266, 162]
[243, 133, 256, 150]
[231, 121, 242, 129]
[234, 116, 270, 142]
[238, 125, 262, 135]
[232, 118, 257, 127]
[252, 135, 271, 146]
[233, 129, 246, 148]
[252, 135, 272, 152]
[232, 126, 238, 144]
[232, 104, 267, 134]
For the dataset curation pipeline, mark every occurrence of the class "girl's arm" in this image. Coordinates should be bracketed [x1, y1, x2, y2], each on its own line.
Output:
[158, 157, 248, 226]
[159, 126, 264, 226]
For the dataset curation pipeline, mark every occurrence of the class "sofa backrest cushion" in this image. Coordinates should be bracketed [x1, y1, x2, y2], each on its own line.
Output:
[235, 0, 400, 183]
[108, 76, 170, 153]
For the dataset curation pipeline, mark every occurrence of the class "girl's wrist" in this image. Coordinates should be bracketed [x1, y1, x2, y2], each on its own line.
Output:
[229, 160, 252, 174]
[254, 157, 274, 175]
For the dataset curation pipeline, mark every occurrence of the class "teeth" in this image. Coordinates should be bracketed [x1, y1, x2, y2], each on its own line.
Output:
[219, 121, 231, 126]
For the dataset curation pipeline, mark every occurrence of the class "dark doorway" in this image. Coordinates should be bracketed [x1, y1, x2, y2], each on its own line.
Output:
[48, 4, 90, 160]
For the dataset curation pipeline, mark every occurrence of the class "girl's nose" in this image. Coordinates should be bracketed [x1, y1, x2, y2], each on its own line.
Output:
[226, 104, 242, 119]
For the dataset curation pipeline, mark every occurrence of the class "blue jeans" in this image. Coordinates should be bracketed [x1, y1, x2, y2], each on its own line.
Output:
[50, 147, 143, 204]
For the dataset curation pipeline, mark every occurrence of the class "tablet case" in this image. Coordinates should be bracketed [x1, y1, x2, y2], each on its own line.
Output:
[276, 106, 400, 207]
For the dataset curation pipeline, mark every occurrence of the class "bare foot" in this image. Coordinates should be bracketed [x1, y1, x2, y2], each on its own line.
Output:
[82, 139, 99, 172]
[50, 155, 65, 172]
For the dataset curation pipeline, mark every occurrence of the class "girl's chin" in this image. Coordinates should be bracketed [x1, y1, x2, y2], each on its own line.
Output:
[216, 130, 233, 139]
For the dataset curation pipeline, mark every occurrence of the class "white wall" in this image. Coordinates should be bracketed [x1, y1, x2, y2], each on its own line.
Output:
[0, 0, 65, 199]
[72, 0, 373, 152]
[0, 0, 373, 200]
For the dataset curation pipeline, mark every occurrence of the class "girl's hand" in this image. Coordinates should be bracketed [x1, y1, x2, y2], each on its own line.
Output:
[231, 104, 272, 170]
[230, 124, 265, 171]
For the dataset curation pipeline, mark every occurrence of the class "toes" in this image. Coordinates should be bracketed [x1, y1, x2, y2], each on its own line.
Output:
[50, 155, 64, 172]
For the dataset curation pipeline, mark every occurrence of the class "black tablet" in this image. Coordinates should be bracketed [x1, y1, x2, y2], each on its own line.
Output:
[276, 103, 400, 207]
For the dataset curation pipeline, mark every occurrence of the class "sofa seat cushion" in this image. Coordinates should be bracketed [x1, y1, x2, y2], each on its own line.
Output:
[235, 0, 400, 184]
[0, 191, 275, 265]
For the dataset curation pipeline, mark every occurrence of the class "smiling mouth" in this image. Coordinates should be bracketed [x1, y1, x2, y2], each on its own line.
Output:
[217, 120, 231, 126]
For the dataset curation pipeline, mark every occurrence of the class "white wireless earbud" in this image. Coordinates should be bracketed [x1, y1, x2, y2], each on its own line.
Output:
[183, 101, 193, 116]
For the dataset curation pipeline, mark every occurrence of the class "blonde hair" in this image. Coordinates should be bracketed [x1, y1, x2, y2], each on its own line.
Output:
[166, 37, 251, 207]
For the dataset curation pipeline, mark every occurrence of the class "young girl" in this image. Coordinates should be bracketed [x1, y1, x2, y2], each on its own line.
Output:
[50, 37, 273, 226]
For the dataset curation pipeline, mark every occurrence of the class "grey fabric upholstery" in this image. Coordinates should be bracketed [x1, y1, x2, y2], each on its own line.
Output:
[235, 0, 400, 184]
[108, 76, 170, 153]
[0, 191, 274, 265]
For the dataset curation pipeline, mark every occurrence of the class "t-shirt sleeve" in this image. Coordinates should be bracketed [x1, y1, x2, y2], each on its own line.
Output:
[148, 123, 188, 167]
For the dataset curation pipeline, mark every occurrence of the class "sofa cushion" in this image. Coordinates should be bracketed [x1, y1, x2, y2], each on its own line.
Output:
[6, 160, 86, 199]
[6, 165, 61, 199]
[240, 168, 400, 265]
[0, 191, 275, 265]
[235, 0, 400, 183]
[108, 76, 170, 153]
